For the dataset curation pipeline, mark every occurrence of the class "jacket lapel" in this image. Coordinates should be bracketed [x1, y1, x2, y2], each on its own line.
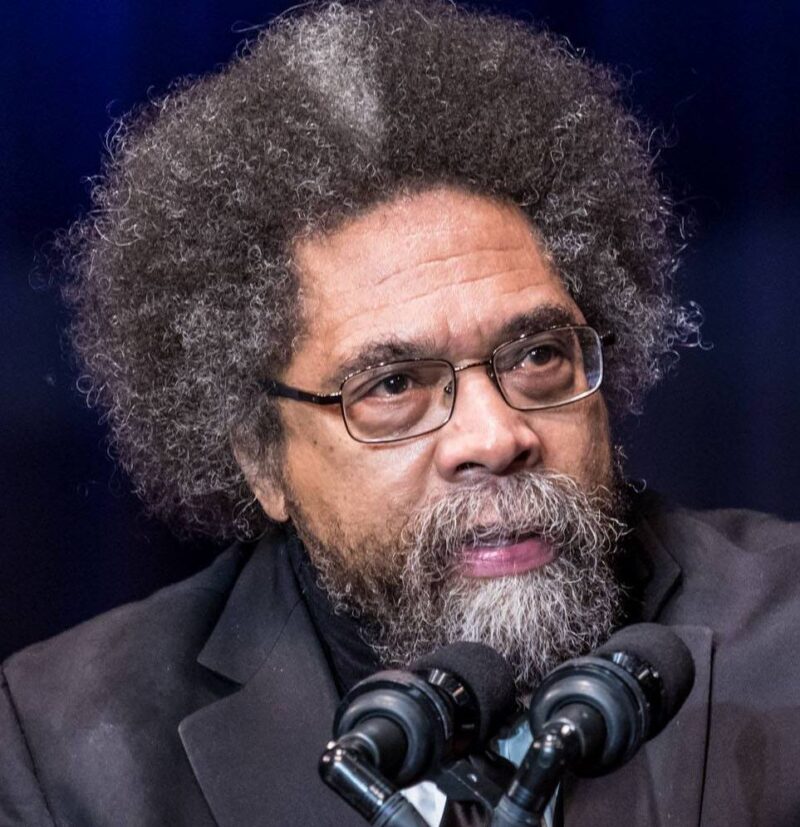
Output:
[640, 625, 712, 826]
[563, 500, 714, 827]
[178, 536, 365, 827]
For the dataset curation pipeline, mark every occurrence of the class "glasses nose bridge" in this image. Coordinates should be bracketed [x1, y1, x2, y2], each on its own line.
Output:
[451, 356, 500, 392]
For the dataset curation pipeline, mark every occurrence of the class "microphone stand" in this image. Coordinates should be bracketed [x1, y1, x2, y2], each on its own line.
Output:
[490, 704, 602, 827]
[320, 736, 430, 827]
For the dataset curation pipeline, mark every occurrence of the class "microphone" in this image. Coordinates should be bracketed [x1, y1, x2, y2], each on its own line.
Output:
[492, 623, 695, 826]
[531, 622, 695, 773]
[320, 641, 516, 826]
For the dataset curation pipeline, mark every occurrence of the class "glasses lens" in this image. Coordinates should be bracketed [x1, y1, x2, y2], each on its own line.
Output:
[341, 360, 455, 443]
[493, 327, 602, 409]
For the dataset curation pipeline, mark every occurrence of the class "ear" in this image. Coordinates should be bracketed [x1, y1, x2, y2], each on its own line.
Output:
[250, 474, 290, 523]
[234, 446, 290, 523]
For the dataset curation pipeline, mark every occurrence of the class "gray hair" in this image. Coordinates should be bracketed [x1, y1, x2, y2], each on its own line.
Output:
[58, 0, 700, 539]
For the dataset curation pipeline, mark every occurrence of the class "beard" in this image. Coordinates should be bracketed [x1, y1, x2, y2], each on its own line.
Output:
[285, 470, 628, 695]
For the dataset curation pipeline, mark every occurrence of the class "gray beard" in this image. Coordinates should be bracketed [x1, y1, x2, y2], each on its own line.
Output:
[289, 470, 628, 695]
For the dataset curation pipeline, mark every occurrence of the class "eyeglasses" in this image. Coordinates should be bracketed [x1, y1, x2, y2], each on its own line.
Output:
[261, 325, 613, 444]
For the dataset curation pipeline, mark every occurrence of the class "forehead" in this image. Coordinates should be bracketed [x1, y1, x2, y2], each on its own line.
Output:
[289, 187, 583, 381]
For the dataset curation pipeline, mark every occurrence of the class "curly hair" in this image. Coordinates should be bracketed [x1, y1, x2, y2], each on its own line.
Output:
[58, 0, 700, 540]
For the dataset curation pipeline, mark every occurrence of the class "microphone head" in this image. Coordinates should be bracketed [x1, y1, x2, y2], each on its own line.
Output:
[411, 641, 516, 743]
[595, 623, 695, 727]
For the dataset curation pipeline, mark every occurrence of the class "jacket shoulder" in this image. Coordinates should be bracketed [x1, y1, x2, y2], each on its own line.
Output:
[2, 545, 249, 739]
[636, 491, 800, 646]
[637, 490, 800, 557]
[0, 545, 255, 826]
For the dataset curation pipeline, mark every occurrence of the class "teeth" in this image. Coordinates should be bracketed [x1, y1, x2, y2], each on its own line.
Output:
[467, 535, 516, 549]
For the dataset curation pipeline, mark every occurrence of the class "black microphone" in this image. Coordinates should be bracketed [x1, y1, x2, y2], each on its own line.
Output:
[320, 642, 516, 826]
[492, 624, 695, 826]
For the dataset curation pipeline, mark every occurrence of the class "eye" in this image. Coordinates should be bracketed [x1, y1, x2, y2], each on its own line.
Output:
[344, 361, 450, 406]
[362, 372, 416, 398]
[377, 373, 410, 395]
[518, 343, 563, 368]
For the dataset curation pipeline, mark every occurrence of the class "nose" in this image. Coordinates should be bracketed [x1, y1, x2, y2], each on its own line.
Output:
[433, 366, 542, 481]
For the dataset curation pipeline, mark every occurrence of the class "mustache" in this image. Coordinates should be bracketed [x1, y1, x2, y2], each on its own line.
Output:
[399, 470, 627, 567]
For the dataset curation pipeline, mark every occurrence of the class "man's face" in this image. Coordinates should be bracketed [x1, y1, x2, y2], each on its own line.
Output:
[253, 187, 623, 689]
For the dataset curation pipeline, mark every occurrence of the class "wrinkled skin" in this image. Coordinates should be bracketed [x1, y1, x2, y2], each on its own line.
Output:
[252, 187, 614, 561]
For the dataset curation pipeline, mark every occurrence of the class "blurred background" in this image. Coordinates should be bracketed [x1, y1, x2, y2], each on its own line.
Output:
[2, 0, 799, 660]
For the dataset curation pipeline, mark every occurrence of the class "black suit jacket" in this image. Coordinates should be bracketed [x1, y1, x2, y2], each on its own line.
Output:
[3, 494, 800, 826]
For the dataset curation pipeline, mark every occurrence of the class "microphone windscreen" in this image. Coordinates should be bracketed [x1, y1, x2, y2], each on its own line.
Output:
[411, 641, 516, 743]
[595, 623, 695, 722]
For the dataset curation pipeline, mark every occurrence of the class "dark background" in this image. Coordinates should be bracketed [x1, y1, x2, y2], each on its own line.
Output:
[2, 1, 799, 661]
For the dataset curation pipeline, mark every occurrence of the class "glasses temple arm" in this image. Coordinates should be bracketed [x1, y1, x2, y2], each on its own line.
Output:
[261, 378, 342, 406]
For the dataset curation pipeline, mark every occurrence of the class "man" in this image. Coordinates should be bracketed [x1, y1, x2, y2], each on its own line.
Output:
[2, 1, 799, 825]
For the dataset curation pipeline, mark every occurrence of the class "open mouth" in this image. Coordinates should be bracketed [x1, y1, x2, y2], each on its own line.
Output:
[457, 534, 556, 578]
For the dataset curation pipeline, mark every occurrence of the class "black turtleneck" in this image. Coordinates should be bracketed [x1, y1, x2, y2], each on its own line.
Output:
[287, 537, 382, 694]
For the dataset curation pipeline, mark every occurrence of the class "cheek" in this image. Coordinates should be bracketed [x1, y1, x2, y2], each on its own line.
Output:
[534, 396, 612, 482]
[283, 411, 437, 527]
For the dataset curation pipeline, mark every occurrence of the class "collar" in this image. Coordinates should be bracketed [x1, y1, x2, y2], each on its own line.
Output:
[619, 489, 684, 622]
[179, 530, 367, 826]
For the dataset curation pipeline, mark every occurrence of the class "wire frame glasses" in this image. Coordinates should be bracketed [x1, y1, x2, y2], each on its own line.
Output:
[262, 325, 610, 443]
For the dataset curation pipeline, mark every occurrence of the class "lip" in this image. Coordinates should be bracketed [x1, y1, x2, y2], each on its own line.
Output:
[458, 536, 555, 578]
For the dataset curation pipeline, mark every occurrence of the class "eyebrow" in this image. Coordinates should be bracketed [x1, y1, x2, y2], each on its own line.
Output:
[327, 303, 581, 387]
[327, 336, 439, 387]
[495, 304, 582, 342]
